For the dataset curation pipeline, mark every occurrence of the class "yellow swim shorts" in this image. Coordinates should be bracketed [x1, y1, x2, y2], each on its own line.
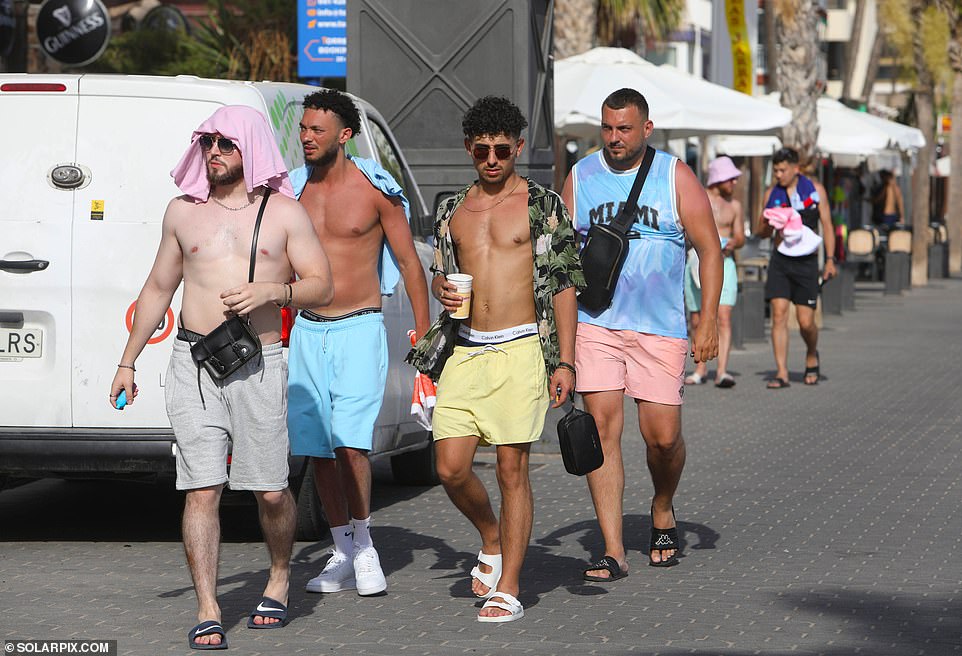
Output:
[432, 335, 549, 446]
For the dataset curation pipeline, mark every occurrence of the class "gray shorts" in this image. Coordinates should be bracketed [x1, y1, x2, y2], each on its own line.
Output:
[165, 339, 289, 491]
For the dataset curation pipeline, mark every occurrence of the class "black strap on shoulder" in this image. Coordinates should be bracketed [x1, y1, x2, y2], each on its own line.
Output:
[248, 187, 272, 283]
[609, 146, 656, 235]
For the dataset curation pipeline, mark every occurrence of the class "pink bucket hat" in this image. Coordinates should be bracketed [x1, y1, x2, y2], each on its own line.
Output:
[170, 105, 295, 202]
[706, 156, 742, 187]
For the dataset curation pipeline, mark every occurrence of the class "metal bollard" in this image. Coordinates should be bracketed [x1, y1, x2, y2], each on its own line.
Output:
[731, 288, 745, 349]
[928, 243, 947, 279]
[840, 263, 856, 311]
[884, 251, 906, 295]
[820, 275, 843, 315]
[740, 280, 767, 341]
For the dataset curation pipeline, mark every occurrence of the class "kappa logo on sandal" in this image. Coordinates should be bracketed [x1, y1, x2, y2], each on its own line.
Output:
[654, 533, 675, 547]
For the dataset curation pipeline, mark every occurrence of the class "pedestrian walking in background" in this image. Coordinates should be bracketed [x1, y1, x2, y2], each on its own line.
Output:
[756, 147, 836, 389]
[685, 155, 745, 388]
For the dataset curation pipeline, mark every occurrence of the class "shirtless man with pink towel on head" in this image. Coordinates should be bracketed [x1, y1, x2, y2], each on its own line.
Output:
[110, 105, 333, 649]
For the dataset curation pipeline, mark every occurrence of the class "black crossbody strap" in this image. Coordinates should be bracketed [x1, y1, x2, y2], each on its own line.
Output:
[609, 146, 656, 234]
[248, 187, 272, 283]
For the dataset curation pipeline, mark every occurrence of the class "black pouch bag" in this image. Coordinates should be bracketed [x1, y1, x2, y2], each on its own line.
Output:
[190, 189, 271, 381]
[557, 401, 604, 476]
[578, 146, 655, 312]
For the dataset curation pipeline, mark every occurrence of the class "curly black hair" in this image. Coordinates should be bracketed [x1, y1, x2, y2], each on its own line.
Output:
[461, 96, 528, 140]
[302, 89, 362, 137]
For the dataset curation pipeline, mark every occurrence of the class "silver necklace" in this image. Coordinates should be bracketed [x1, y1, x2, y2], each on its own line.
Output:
[210, 194, 255, 211]
[460, 177, 524, 213]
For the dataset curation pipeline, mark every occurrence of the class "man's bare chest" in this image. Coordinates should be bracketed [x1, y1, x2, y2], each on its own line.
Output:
[450, 208, 530, 256]
[710, 197, 736, 229]
[301, 186, 380, 241]
[180, 216, 284, 265]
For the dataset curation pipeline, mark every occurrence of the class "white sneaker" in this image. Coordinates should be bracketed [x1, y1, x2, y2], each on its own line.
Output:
[305, 552, 356, 593]
[353, 546, 387, 596]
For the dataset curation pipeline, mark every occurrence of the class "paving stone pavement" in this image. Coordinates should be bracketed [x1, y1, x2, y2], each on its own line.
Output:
[1, 280, 961, 655]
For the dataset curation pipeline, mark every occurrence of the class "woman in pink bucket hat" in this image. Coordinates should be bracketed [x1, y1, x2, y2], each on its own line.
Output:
[684, 156, 744, 388]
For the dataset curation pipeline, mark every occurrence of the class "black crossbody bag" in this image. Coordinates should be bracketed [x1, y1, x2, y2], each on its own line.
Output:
[577, 146, 655, 312]
[557, 395, 604, 476]
[190, 188, 272, 381]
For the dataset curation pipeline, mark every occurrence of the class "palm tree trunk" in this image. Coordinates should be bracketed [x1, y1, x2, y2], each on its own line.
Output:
[949, 71, 962, 274]
[938, 0, 962, 274]
[554, 0, 596, 59]
[909, 0, 934, 286]
[774, 0, 820, 169]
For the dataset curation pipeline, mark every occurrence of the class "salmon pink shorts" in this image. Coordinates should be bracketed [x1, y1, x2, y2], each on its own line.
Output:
[575, 322, 688, 405]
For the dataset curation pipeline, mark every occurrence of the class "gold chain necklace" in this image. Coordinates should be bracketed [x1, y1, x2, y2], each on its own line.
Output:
[460, 177, 524, 213]
[210, 195, 255, 211]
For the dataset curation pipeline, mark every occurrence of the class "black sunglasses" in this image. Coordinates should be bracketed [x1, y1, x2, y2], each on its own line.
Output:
[472, 144, 514, 161]
[199, 134, 237, 155]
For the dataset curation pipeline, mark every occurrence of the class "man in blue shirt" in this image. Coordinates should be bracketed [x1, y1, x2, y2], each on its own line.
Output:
[562, 88, 721, 578]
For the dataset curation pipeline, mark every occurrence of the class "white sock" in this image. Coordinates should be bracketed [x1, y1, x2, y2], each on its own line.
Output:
[330, 524, 353, 557]
[351, 516, 373, 549]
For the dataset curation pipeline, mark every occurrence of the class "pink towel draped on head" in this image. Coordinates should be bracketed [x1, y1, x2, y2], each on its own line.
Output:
[170, 105, 295, 202]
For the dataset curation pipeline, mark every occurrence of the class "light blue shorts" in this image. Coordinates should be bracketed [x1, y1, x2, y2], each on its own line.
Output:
[287, 312, 388, 459]
[685, 255, 738, 312]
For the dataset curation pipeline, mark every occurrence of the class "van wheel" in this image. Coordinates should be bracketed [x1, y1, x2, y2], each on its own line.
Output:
[390, 440, 440, 486]
[295, 465, 329, 541]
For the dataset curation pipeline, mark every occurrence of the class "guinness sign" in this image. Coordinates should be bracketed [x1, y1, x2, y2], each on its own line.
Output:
[37, 0, 110, 67]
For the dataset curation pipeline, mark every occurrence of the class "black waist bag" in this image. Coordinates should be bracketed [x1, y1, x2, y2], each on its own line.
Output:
[578, 224, 631, 312]
[190, 314, 261, 381]
[190, 189, 271, 381]
[557, 404, 603, 476]
[577, 146, 655, 312]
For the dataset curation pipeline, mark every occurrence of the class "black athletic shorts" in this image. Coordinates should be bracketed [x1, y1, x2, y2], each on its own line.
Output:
[765, 251, 819, 308]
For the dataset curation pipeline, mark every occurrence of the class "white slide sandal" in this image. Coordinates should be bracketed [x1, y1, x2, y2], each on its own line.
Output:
[477, 591, 524, 623]
[469, 551, 502, 599]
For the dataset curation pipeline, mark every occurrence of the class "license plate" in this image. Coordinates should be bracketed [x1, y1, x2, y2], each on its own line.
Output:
[0, 327, 43, 359]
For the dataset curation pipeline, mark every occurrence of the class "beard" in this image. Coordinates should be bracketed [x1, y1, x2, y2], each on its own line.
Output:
[304, 142, 339, 168]
[605, 142, 644, 165]
[206, 160, 244, 187]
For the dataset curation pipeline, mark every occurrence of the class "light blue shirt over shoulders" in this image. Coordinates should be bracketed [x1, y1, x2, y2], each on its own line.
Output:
[289, 154, 410, 296]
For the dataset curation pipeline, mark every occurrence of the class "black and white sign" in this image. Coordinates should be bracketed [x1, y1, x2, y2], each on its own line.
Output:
[36, 0, 110, 67]
[0, 0, 15, 58]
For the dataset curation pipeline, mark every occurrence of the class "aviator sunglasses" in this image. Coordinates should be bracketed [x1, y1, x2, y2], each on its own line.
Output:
[472, 143, 515, 161]
[198, 134, 238, 155]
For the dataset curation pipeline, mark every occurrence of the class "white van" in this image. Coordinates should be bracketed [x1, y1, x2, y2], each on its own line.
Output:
[0, 74, 438, 537]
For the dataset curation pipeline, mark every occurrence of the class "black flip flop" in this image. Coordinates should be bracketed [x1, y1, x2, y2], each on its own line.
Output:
[583, 555, 628, 582]
[246, 596, 289, 629]
[767, 377, 790, 389]
[188, 620, 228, 650]
[804, 351, 820, 385]
[649, 506, 680, 568]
